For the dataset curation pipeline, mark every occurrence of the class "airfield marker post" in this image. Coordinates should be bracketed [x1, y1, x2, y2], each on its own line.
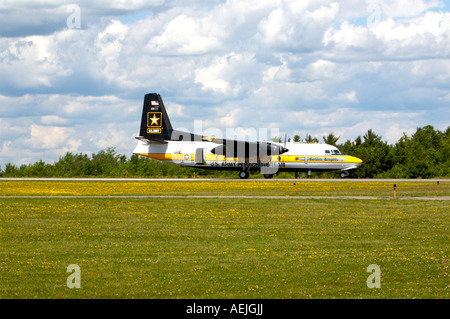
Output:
[437, 181, 439, 195]
[393, 184, 397, 200]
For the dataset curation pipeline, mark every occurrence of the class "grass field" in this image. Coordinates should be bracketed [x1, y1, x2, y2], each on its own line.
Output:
[0, 179, 448, 197]
[0, 180, 448, 299]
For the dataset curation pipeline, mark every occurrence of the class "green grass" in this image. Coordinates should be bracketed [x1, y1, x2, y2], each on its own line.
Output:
[0, 179, 448, 197]
[1, 196, 448, 299]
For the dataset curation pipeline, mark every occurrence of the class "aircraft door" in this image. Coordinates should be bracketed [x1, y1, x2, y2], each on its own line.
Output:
[195, 148, 206, 165]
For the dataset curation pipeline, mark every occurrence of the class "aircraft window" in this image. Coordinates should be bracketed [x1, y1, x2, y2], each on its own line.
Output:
[333, 150, 341, 154]
[325, 150, 331, 154]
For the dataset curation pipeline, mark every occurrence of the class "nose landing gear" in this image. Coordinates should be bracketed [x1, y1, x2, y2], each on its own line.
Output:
[340, 170, 350, 178]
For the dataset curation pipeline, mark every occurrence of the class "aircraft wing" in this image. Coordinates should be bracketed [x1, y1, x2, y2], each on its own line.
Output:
[207, 138, 289, 158]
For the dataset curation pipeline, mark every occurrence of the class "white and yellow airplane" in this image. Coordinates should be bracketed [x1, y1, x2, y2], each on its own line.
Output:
[133, 93, 363, 178]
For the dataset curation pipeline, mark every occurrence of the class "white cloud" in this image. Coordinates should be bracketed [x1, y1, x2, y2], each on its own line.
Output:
[0, 0, 165, 37]
[149, 14, 223, 55]
[325, 8, 450, 60]
[257, 1, 339, 51]
[88, 123, 132, 150]
[195, 52, 260, 95]
[0, 35, 72, 89]
[333, 91, 358, 103]
[94, 20, 129, 84]
[29, 124, 72, 149]
[375, 0, 443, 18]
[40, 115, 68, 125]
[323, 22, 375, 49]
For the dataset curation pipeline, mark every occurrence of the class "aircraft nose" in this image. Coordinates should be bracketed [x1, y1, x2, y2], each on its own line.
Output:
[347, 156, 363, 165]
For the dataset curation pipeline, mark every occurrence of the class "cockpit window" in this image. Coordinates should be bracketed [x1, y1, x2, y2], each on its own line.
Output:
[325, 150, 331, 154]
[333, 150, 341, 154]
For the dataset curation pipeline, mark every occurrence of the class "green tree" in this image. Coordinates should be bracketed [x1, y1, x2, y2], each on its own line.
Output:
[271, 136, 282, 143]
[323, 133, 340, 146]
[3, 163, 19, 177]
[339, 129, 392, 178]
[54, 152, 93, 176]
[304, 134, 319, 143]
[91, 147, 126, 176]
[389, 125, 449, 178]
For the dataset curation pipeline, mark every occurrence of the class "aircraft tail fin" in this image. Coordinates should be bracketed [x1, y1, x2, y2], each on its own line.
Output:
[138, 93, 173, 141]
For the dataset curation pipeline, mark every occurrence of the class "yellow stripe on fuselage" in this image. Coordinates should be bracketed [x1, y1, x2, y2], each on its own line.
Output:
[135, 153, 193, 161]
[136, 153, 362, 164]
[280, 155, 362, 164]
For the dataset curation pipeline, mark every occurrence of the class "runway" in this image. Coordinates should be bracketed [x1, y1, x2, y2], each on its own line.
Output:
[1, 177, 447, 182]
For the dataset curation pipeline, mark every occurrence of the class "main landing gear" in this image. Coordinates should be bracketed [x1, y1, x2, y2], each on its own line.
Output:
[239, 171, 274, 179]
[239, 171, 249, 179]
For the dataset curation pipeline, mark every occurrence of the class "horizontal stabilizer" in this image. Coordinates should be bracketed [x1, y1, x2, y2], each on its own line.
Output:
[135, 136, 167, 144]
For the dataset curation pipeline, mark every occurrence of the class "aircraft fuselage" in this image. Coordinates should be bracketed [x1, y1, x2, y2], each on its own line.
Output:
[133, 139, 362, 177]
[133, 93, 363, 179]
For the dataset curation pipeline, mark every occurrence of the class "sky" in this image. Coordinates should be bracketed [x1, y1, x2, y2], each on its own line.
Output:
[1, 0, 450, 166]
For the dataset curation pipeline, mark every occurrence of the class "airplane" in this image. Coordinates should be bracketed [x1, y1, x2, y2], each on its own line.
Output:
[133, 93, 363, 179]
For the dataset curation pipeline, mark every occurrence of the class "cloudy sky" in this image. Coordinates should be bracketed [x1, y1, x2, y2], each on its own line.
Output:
[1, 0, 450, 165]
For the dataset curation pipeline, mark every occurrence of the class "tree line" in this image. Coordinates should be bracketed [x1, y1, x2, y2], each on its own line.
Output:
[337, 125, 449, 178]
[1, 125, 448, 178]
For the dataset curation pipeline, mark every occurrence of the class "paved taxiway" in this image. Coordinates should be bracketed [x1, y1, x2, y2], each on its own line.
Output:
[1, 178, 446, 182]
